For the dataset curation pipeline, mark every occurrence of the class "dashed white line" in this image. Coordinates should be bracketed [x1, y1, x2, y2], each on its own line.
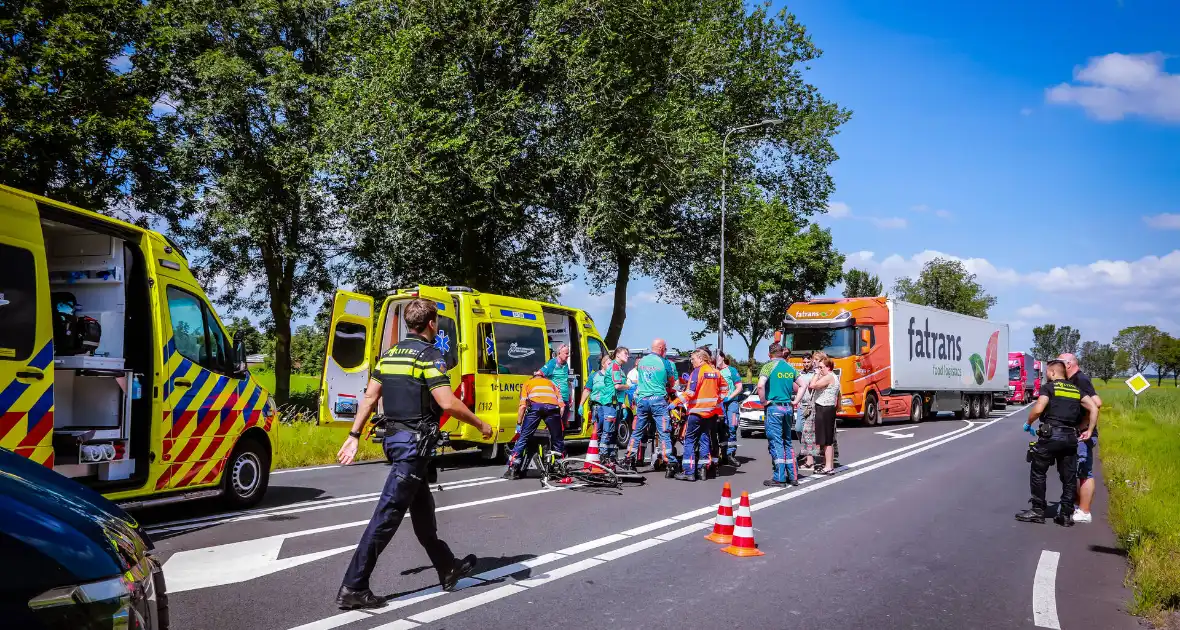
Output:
[1033, 549, 1062, 629]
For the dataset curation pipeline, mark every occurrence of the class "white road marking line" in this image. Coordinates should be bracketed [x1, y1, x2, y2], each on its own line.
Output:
[272, 465, 343, 475]
[146, 478, 503, 535]
[875, 428, 915, 439]
[288, 405, 1031, 630]
[1033, 550, 1062, 629]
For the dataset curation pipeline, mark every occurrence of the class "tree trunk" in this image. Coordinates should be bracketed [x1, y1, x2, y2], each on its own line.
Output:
[604, 253, 631, 348]
[746, 344, 757, 379]
[270, 296, 293, 407]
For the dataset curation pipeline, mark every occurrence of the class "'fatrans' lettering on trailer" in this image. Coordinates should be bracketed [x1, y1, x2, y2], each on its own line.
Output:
[907, 317, 962, 362]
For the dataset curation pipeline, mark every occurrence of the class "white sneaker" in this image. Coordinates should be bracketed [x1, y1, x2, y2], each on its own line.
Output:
[1072, 509, 1092, 523]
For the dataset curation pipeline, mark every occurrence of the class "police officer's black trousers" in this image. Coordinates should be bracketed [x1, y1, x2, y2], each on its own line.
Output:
[1029, 428, 1079, 514]
[342, 431, 454, 591]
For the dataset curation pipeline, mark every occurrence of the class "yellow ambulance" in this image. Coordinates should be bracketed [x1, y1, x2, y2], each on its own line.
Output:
[319, 286, 608, 459]
[0, 185, 276, 509]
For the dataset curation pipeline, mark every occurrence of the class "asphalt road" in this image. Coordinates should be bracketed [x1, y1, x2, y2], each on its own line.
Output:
[138, 405, 1139, 630]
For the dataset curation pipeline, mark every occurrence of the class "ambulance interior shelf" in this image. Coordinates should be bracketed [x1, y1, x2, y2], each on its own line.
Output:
[42, 219, 139, 481]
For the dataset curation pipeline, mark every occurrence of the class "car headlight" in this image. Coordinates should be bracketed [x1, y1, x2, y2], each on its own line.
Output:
[28, 555, 162, 630]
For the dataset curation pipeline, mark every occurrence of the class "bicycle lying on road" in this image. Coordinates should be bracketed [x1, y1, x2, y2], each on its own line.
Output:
[516, 431, 645, 489]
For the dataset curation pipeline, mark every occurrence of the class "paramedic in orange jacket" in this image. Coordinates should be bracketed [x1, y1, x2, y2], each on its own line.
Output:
[504, 373, 566, 479]
[673, 349, 728, 482]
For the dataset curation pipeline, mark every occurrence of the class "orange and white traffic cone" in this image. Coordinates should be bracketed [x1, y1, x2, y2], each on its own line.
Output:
[704, 482, 735, 544]
[721, 491, 764, 557]
[584, 424, 601, 471]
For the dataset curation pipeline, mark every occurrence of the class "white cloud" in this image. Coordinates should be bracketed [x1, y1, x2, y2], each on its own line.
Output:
[1124, 301, 1158, 313]
[934, 209, 953, 219]
[1045, 52, 1180, 123]
[630, 291, 659, 304]
[846, 250, 1024, 287]
[1017, 303, 1051, 318]
[826, 201, 851, 219]
[911, 204, 929, 213]
[870, 217, 907, 229]
[1009, 320, 1029, 331]
[1145, 213, 1180, 229]
[1020, 107, 1034, 116]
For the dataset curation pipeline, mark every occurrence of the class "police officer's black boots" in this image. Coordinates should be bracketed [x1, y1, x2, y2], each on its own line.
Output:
[440, 554, 479, 591]
[336, 586, 386, 610]
[1054, 510, 1075, 528]
[1015, 501, 1046, 524]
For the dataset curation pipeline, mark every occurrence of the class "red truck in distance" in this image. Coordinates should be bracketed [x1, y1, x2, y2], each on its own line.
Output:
[1007, 352, 1038, 404]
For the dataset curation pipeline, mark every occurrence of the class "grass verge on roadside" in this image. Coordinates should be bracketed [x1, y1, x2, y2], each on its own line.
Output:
[1097, 384, 1180, 623]
[271, 420, 385, 470]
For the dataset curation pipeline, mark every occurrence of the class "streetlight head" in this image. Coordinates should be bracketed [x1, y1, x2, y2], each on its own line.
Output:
[762, 118, 783, 125]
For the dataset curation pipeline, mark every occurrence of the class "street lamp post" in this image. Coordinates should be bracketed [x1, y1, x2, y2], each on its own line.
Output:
[717, 118, 782, 356]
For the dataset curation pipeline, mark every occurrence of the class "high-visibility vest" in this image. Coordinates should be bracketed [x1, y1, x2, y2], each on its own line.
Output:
[677, 364, 728, 417]
[522, 377, 562, 405]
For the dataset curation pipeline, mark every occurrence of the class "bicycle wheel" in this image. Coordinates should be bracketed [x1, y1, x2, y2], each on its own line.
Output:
[559, 458, 619, 488]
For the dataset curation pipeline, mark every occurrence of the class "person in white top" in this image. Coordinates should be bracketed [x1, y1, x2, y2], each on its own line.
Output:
[808, 356, 841, 474]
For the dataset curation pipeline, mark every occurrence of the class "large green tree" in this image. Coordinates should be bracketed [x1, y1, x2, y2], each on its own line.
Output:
[1145, 332, 1180, 385]
[843, 268, 883, 298]
[154, 0, 345, 405]
[1031, 324, 1082, 360]
[1079, 340, 1119, 382]
[672, 183, 842, 366]
[539, 0, 849, 346]
[0, 0, 171, 213]
[224, 316, 265, 355]
[1112, 325, 1160, 375]
[323, 0, 569, 301]
[892, 258, 997, 318]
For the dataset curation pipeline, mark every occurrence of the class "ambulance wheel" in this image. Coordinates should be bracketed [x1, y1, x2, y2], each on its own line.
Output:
[616, 423, 631, 452]
[223, 438, 269, 508]
[481, 443, 508, 464]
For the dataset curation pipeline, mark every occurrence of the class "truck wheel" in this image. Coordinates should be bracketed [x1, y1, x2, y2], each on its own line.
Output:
[862, 393, 881, 426]
[909, 395, 924, 424]
[954, 396, 968, 420]
[969, 395, 982, 419]
[222, 438, 269, 508]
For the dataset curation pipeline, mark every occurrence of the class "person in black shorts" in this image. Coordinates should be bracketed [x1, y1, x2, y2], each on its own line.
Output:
[1059, 353, 1102, 524]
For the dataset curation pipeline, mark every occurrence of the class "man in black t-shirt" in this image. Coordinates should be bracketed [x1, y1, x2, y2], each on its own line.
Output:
[1060, 353, 1103, 524]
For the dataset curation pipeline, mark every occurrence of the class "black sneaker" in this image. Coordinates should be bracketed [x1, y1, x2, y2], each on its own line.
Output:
[1054, 512, 1075, 528]
[336, 586, 386, 610]
[501, 468, 520, 480]
[788, 478, 800, 487]
[763, 479, 789, 488]
[441, 554, 478, 591]
[1015, 508, 1046, 524]
[673, 472, 696, 482]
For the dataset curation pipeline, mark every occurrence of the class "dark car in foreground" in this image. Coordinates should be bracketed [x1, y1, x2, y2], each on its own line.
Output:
[0, 447, 168, 629]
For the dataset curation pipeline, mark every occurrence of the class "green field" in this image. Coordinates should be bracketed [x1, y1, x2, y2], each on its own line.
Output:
[271, 420, 385, 469]
[250, 369, 320, 396]
[1096, 381, 1180, 622]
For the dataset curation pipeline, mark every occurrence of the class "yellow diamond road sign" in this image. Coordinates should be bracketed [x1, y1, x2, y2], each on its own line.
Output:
[1125, 373, 1151, 395]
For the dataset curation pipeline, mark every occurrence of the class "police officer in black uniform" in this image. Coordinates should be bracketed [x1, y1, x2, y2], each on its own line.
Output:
[335, 299, 494, 610]
[1015, 359, 1098, 527]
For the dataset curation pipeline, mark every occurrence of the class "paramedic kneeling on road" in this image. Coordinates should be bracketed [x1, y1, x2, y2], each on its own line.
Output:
[1015, 359, 1098, 527]
[505, 373, 566, 479]
[335, 299, 494, 610]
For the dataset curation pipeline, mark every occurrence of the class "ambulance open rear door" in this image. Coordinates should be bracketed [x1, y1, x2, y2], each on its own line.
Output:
[319, 291, 374, 426]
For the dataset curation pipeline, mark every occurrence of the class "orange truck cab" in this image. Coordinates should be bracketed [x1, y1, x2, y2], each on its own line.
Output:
[778, 297, 1010, 425]
[0, 185, 276, 510]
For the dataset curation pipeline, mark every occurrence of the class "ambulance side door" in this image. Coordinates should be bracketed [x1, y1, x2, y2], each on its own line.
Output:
[319, 291, 375, 426]
[0, 190, 55, 465]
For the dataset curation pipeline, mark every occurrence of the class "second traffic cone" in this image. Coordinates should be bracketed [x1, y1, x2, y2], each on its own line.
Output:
[704, 482, 735, 544]
[584, 424, 601, 471]
[721, 491, 765, 557]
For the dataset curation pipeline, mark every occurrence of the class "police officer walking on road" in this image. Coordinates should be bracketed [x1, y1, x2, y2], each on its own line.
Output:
[335, 299, 494, 610]
[1015, 359, 1099, 527]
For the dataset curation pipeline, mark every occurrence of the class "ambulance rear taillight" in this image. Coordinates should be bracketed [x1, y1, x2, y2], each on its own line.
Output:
[459, 374, 476, 409]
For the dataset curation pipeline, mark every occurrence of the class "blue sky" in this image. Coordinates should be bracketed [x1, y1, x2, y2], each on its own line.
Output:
[559, 0, 1180, 357]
